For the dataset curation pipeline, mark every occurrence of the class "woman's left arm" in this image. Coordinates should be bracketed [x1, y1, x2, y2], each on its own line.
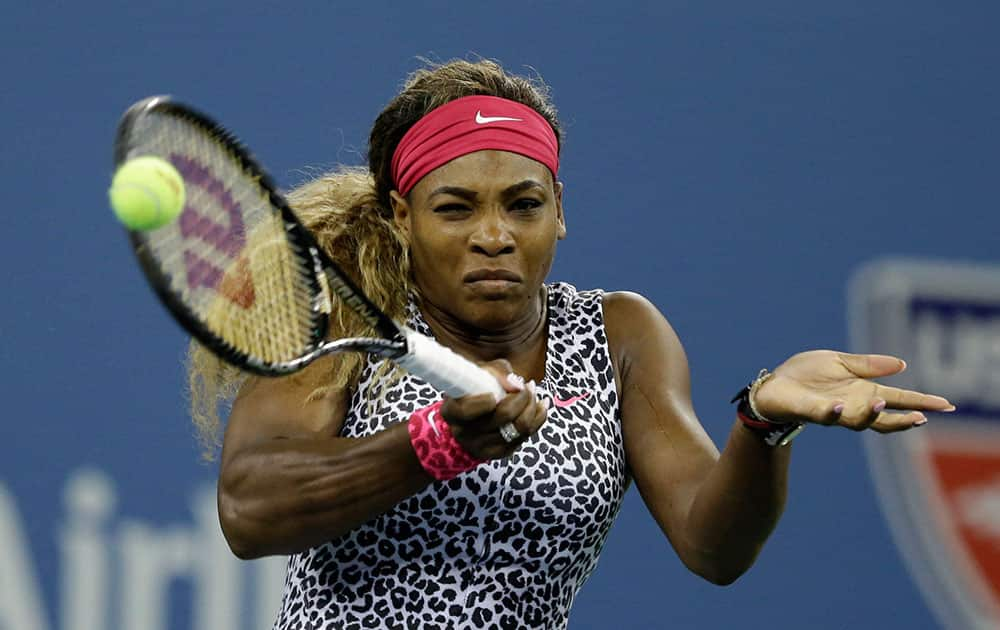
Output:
[603, 291, 953, 586]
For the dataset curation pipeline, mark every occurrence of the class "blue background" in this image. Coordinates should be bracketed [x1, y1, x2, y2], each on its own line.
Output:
[3, 1, 997, 628]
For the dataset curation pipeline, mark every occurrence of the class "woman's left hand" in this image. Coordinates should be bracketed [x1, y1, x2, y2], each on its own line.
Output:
[752, 350, 955, 432]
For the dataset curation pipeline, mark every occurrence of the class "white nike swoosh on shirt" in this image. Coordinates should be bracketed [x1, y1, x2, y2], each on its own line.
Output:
[475, 111, 523, 124]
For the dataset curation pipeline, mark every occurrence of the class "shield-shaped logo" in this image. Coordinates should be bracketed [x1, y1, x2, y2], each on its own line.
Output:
[850, 259, 1000, 629]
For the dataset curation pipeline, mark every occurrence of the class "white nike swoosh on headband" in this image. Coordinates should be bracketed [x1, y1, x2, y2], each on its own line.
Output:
[475, 111, 523, 124]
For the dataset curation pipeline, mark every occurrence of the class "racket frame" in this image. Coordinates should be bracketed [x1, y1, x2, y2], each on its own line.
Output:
[114, 96, 403, 375]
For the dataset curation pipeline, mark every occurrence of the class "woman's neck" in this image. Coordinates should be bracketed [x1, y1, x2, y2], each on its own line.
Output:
[416, 287, 549, 381]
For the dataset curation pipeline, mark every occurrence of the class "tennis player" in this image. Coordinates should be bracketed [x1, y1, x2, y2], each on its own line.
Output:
[187, 59, 954, 629]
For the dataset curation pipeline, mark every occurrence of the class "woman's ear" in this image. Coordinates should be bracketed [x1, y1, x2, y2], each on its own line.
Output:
[389, 190, 411, 239]
[555, 181, 567, 240]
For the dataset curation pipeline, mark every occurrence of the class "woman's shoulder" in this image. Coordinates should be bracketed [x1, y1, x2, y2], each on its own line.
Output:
[601, 289, 663, 321]
[600, 290, 685, 381]
[601, 289, 679, 338]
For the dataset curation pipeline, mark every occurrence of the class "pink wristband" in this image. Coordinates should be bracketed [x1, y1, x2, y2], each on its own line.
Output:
[408, 401, 485, 481]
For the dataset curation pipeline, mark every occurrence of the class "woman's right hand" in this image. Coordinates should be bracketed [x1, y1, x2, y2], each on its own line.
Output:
[440, 360, 549, 461]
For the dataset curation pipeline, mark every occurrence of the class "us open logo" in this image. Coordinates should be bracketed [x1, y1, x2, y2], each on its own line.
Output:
[850, 260, 1000, 629]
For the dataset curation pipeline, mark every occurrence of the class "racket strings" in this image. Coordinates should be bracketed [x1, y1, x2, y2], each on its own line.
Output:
[128, 112, 320, 364]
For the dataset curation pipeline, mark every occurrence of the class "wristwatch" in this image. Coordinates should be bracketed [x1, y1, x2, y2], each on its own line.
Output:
[732, 369, 806, 447]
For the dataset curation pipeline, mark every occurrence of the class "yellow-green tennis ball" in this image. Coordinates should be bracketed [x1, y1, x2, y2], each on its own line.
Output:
[108, 156, 186, 231]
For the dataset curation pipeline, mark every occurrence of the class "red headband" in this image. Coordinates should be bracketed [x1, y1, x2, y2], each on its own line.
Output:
[390, 95, 559, 196]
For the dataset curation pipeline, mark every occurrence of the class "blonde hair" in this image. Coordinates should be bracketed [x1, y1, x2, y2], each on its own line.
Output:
[186, 168, 411, 458]
[186, 58, 562, 459]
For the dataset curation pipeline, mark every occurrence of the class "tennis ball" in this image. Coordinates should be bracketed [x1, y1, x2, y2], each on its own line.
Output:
[108, 156, 186, 231]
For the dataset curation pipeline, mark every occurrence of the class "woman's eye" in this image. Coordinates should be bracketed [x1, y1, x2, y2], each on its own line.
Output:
[433, 204, 470, 214]
[512, 199, 542, 212]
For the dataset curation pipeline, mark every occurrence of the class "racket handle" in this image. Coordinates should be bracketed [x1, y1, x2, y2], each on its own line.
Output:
[396, 327, 506, 401]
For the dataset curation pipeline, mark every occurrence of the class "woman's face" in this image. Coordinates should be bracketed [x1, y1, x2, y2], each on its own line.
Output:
[391, 150, 566, 331]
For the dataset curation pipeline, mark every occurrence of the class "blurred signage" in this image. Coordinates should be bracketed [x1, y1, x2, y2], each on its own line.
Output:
[0, 469, 285, 630]
[851, 259, 1000, 629]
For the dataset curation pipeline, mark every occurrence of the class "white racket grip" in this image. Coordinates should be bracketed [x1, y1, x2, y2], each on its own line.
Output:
[395, 327, 505, 401]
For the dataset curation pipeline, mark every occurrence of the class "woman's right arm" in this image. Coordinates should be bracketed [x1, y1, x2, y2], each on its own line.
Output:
[218, 369, 434, 559]
[218, 362, 545, 559]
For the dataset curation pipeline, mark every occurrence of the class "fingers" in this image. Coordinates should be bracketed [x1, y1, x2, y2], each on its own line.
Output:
[828, 398, 931, 433]
[439, 359, 525, 423]
[872, 385, 956, 413]
[489, 380, 548, 439]
[825, 354, 954, 433]
[772, 383, 941, 433]
[486, 383, 550, 454]
[440, 390, 505, 425]
[440, 375, 549, 461]
[825, 381, 954, 432]
[869, 410, 929, 433]
[831, 398, 886, 431]
[478, 359, 525, 396]
[837, 353, 908, 379]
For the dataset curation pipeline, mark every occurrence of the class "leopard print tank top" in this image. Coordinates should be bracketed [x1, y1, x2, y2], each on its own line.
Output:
[275, 282, 627, 629]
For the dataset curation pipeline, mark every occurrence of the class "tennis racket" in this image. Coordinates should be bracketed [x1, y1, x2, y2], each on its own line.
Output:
[113, 95, 504, 401]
